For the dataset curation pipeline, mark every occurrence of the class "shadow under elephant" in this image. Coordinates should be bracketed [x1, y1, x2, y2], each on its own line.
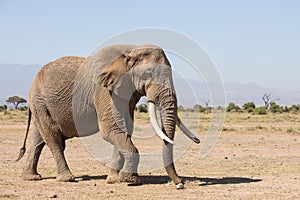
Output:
[75, 174, 262, 187]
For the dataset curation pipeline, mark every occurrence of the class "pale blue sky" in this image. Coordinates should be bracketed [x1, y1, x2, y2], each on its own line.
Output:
[1, 0, 299, 90]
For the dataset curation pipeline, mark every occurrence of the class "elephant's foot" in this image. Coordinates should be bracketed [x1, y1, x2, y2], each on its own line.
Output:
[21, 171, 42, 181]
[172, 178, 185, 189]
[56, 172, 75, 182]
[106, 169, 121, 184]
[176, 182, 185, 189]
[172, 177, 184, 189]
[120, 172, 140, 184]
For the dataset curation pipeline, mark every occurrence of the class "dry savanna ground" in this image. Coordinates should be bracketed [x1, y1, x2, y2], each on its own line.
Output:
[0, 109, 299, 199]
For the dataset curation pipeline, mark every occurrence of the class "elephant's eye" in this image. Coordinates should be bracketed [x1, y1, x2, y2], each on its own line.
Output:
[141, 70, 152, 80]
[143, 52, 150, 57]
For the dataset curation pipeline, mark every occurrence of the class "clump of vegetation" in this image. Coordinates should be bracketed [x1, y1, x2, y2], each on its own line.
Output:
[226, 103, 241, 112]
[243, 102, 256, 113]
[178, 105, 185, 112]
[18, 106, 28, 111]
[179, 104, 212, 113]
[269, 102, 283, 113]
[176, 102, 300, 115]
[289, 104, 300, 113]
[254, 106, 267, 115]
[0, 105, 7, 112]
[136, 104, 148, 113]
[193, 104, 205, 113]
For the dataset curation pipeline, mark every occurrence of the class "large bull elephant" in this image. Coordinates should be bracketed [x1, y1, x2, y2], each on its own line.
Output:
[16, 44, 200, 189]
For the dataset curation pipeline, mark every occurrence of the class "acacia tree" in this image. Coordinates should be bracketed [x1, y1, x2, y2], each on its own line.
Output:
[5, 96, 27, 109]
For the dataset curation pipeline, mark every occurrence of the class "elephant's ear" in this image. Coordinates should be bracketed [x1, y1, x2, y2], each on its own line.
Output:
[99, 53, 133, 92]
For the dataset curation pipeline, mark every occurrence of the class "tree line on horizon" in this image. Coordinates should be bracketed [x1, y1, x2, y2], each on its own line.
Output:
[1, 95, 299, 115]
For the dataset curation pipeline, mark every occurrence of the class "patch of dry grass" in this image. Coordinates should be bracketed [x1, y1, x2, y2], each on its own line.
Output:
[0, 110, 299, 199]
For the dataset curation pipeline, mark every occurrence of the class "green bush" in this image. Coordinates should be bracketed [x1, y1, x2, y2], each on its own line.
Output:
[226, 103, 235, 112]
[193, 104, 202, 112]
[243, 102, 255, 110]
[283, 106, 290, 113]
[18, 106, 28, 111]
[289, 104, 300, 113]
[269, 102, 283, 113]
[247, 107, 254, 113]
[204, 107, 212, 113]
[254, 106, 267, 115]
[0, 105, 7, 112]
[137, 104, 147, 113]
[178, 105, 185, 112]
[226, 103, 241, 112]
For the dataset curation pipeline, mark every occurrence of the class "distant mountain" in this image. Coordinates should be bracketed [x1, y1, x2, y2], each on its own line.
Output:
[175, 79, 300, 107]
[223, 82, 300, 106]
[0, 64, 299, 107]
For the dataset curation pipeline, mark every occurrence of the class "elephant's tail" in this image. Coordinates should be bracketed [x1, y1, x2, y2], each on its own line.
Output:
[15, 109, 31, 162]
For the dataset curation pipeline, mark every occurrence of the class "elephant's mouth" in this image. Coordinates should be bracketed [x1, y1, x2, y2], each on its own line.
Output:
[147, 102, 200, 144]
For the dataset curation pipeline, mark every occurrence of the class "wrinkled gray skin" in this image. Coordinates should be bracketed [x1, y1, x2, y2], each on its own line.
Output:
[17, 45, 184, 187]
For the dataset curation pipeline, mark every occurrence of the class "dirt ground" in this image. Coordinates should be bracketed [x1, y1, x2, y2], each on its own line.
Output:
[0, 110, 299, 199]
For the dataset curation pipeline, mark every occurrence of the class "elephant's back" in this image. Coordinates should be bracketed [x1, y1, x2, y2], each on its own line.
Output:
[30, 56, 85, 94]
[29, 56, 88, 137]
[35, 56, 86, 87]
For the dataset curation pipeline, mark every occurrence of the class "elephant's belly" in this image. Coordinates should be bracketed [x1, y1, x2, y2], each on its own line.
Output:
[50, 102, 100, 138]
[59, 120, 99, 138]
[68, 111, 100, 137]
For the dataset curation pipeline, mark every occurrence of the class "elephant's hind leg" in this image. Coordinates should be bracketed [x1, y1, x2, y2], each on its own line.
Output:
[22, 126, 45, 180]
[46, 134, 75, 182]
[34, 107, 75, 182]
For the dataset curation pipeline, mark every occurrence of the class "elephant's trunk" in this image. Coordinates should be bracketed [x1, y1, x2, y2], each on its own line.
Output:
[147, 86, 177, 143]
[158, 91, 184, 188]
[147, 87, 184, 188]
[148, 103, 173, 144]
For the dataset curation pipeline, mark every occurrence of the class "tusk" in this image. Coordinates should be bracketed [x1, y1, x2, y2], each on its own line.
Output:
[148, 102, 174, 144]
[176, 117, 200, 144]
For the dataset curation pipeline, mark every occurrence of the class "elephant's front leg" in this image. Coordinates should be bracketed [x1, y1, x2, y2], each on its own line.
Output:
[106, 147, 124, 184]
[118, 144, 140, 184]
[96, 88, 140, 184]
[102, 128, 140, 184]
[112, 134, 140, 184]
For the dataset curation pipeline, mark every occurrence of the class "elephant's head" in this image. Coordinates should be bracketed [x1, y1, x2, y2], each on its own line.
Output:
[98, 45, 200, 144]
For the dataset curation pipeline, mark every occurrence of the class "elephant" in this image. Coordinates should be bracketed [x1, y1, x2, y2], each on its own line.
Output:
[16, 44, 200, 189]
